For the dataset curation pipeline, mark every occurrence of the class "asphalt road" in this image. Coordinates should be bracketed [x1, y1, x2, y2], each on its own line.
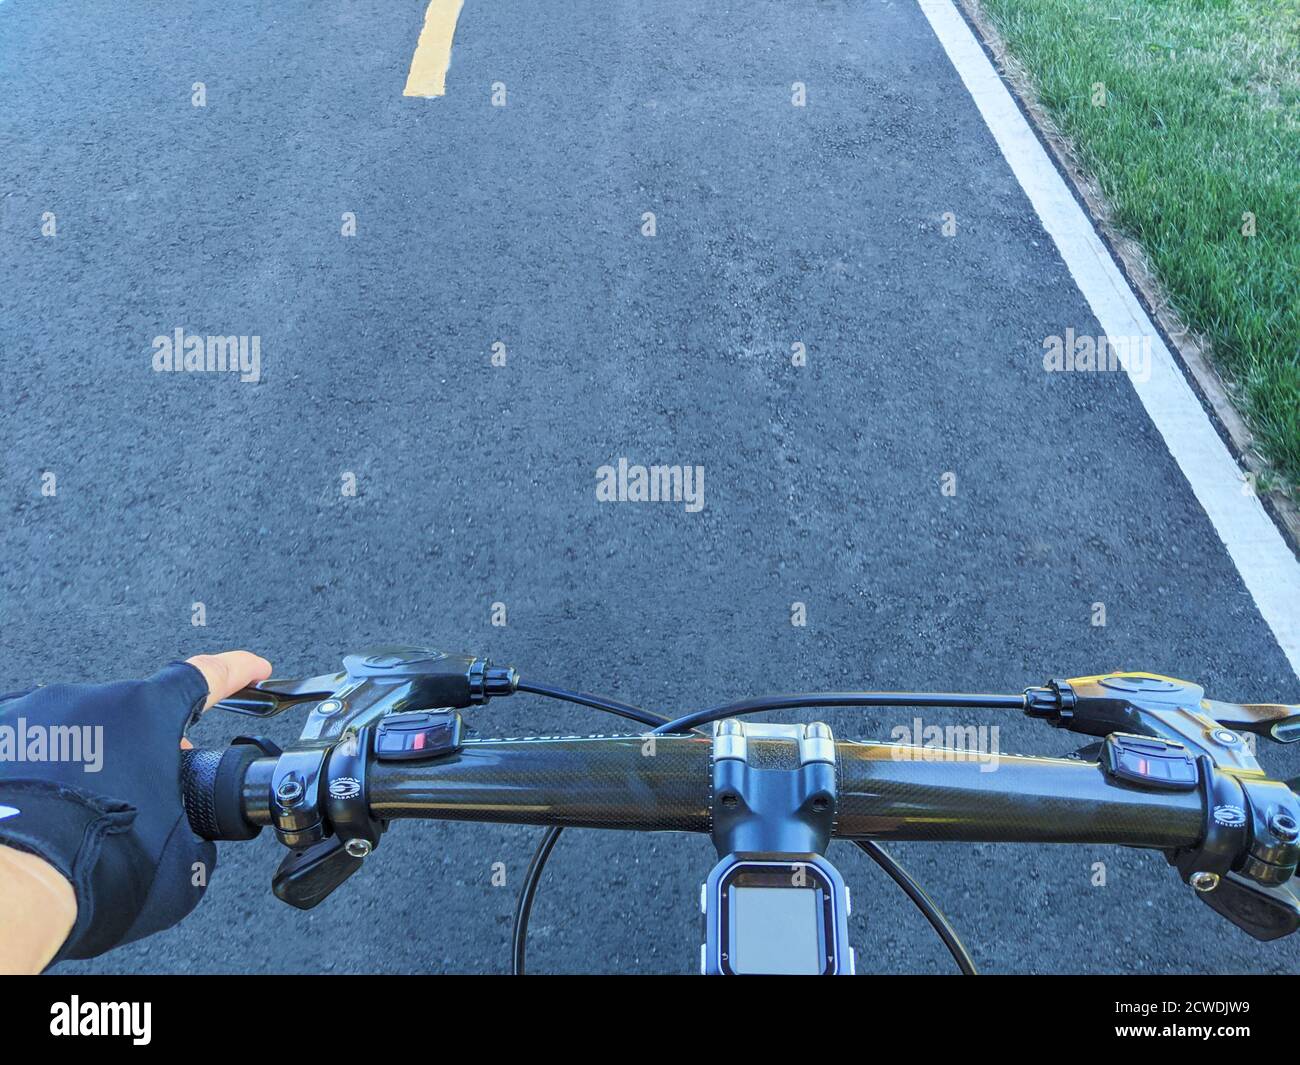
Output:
[3, 0, 1298, 974]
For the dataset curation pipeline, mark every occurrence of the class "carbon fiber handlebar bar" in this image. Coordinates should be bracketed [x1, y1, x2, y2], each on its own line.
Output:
[183, 733, 1205, 849]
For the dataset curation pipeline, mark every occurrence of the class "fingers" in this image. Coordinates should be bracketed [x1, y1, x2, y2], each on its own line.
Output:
[184, 651, 273, 710]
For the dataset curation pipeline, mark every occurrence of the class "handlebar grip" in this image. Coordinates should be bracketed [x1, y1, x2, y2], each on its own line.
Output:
[181, 745, 263, 841]
[181, 747, 223, 839]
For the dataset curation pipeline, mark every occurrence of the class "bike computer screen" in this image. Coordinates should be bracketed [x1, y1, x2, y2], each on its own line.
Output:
[731, 883, 823, 974]
[706, 857, 847, 975]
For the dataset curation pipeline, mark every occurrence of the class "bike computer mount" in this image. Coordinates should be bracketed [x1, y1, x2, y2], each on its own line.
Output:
[211, 646, 515, 910]
[702, 720, 854, 975]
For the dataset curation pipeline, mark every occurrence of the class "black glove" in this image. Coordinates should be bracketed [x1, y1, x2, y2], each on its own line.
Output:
[0, 661, 216, 962]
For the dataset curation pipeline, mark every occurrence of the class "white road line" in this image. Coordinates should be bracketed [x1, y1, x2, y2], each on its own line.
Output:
[918, 0, 1300, 681]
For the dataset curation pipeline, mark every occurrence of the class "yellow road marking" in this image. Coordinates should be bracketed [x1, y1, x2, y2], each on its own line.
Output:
[403, 0, 464, 98]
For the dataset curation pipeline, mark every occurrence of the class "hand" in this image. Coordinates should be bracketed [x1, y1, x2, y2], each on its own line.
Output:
[184, 652, 274, 713]
[0, 651, 271, 969]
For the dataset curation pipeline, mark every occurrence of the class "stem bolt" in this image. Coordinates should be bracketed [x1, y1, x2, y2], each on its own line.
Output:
[1189, 871, 1220, 893]
[344, 838, 372, 858]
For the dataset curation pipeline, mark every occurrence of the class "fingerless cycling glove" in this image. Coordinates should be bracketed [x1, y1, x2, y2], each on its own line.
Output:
[0, 662, 216, 962]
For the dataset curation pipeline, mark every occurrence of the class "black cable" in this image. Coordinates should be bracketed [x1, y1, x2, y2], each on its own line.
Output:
[513, 680, 1007, 974]
[512, 824, 563, 976]
[511, 680, 671, 975]
[653, 691, 1026, 735]
[515, 679, 666, 729]
[854, 840, 978, 975]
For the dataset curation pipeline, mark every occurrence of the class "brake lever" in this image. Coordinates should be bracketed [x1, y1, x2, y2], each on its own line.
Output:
[214, 648, 520, 720]
[1204, 699, 1300, 744]
[213, 672, 347, 717]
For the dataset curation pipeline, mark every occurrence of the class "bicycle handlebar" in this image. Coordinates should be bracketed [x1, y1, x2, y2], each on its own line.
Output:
[184, 733, 1205, 850]
[175, 654, 1300, 954]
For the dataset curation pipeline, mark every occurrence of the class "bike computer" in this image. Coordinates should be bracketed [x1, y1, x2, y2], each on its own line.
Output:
[702, 853, 853, 975]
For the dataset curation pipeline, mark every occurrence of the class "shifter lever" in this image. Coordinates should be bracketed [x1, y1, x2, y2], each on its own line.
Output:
[272, 837, 364, 910]
[1195, 872, 1300, 941]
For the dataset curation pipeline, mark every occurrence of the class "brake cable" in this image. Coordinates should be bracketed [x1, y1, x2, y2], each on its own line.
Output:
[854, 840, 978, 975]
[512, 684, 1013, 974]
[513, 825, 563, 975]
[651, 691, 1026, 735]
[514, 680, 669, 728]
[511, 681, 669, 976]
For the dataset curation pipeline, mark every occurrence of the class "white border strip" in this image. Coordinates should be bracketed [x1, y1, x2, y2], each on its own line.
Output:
[918, 0, 1300, 680]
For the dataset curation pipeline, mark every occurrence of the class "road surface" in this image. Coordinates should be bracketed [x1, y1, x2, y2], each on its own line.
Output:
[2, 0, 1297, 974]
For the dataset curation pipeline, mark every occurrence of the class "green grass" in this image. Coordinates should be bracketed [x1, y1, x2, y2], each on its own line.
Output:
[975, 0, 1300, 491]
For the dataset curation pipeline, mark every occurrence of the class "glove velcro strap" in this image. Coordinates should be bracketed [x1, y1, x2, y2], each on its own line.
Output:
[0, 779, 148, 963]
